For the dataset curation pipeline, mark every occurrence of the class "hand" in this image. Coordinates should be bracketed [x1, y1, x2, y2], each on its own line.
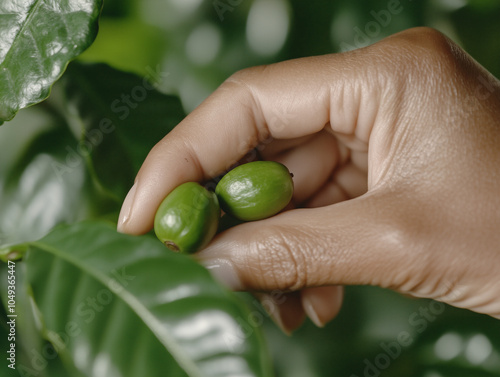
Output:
[118, 27, 500, 333]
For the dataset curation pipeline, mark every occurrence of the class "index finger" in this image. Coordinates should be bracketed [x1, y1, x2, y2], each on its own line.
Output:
[117, 53, 374, 235]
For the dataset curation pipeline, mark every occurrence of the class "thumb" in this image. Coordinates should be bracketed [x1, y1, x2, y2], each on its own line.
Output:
[197, 192, 415, 292]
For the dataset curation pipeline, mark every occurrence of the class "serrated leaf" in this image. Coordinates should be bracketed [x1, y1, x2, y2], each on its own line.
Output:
[24, 221, 272, 377]
[56, 62, 186, 200]
[0, 0, 103, 124]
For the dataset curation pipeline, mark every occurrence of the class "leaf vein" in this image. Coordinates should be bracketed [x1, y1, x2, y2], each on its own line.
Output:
[30, 240, 203, 377]
[0, 0, 43, 67]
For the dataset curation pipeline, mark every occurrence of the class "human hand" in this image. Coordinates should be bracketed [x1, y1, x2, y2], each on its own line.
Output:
[118, 27, 500, 333]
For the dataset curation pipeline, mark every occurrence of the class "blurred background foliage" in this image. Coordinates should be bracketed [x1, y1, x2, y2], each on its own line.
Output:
[79, 0, 500, 113]
[3, 0, 500, 376]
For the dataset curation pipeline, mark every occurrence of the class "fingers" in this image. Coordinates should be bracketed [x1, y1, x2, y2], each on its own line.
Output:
[197, 193, 417, 293]
[254, 291, 306, 335]
[267, 131, 340, 204]
[117, 51, 389, 234]
[255, 286, 343, 334]
[117, 27, 478, 235]
[301, 286, 344, 328]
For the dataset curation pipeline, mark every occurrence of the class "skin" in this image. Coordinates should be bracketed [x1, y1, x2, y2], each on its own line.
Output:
[118, 27, 500, 333]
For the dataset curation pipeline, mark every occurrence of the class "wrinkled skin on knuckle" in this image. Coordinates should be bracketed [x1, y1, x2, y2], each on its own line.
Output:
[381, 27, 500, 117]
[245, 225, 312, 292]
[365, 27, 498, 191]
[363, 27, 471, 101]
[379, 27, 500, 112]
[376, 27, 462, 74]
[371, 30, 500, 213]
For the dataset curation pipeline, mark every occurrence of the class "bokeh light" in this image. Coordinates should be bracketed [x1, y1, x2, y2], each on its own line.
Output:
[246, 0, 290, 56]
[185, 23, 222, 66]
[434, 332, 463, 360]
[465, 334, 493, 365]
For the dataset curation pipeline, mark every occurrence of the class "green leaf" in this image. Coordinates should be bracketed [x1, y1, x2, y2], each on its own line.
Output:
[77, 17, 168, 78]
[56, 62, 186, 200]
[0, 61, 187, 248]
[1, 261, 72, 377]
[24, 221, 272, 377]
[0, 0, 103, 124]
[0, 121, 114, 249]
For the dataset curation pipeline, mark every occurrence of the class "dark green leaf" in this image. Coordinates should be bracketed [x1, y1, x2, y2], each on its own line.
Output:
[265, 286, 500, 377]
[57, 62, 186, 200]
[1, 262, 72, 377]
[0, 0, 103, 124]
[24, 221, 272, 377]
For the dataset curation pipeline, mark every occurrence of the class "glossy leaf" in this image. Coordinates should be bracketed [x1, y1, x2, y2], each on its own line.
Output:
[0, 262, 72, 377]
[23, 221, 272, 377]
[0, 0, 103, 124]
[0, 123, 108, 249]
[57, 62, 186, 200]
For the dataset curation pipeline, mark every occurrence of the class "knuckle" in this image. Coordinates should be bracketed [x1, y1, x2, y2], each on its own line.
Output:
[380, 27, 457, 65]
[247, 225, 309, 291]
[377, 27, 464, 81]
[220, 65, 272, 141]
[221, 65, 273, 108]
[366, 27, 462, 92]
[387, 27, 450, 51]
[354, 27, 468, 125]
[225, 65, 269, 86]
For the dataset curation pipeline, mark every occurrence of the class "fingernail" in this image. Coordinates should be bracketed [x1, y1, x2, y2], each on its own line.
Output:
[202, 258, 243, 291]
[260, 294, 293, 336]
[270, 311, 293, 336]
[117, 183, 137, 233]
[302, 295, 325, 328]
